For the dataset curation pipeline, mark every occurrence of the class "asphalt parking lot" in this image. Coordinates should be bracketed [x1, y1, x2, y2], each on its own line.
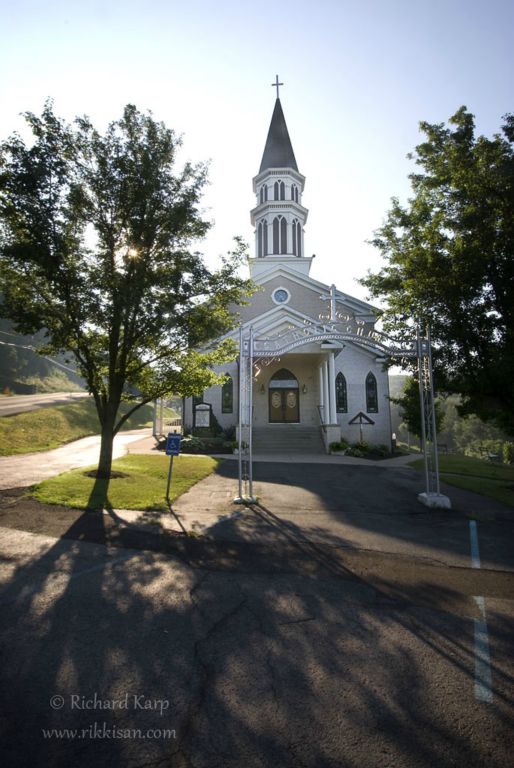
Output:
[0, 458, 513, 768]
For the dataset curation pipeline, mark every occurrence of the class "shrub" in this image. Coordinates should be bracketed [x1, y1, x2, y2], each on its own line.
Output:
[345, 441, 390, 459]
[329, 439, 348, 453]
[347, 448, 365, 458]
[180, 436, 205, 454]
[223, 425, 236, 441]
[503, 442, 514, 464]
[462, 438, 503, 459]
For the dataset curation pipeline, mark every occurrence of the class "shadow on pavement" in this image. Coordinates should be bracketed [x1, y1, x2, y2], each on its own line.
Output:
[1, 469, 514, 767]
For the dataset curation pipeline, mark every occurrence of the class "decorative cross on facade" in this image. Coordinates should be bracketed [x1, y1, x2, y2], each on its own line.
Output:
[271, 75, 284, 99]
[320, 284, 338, 323]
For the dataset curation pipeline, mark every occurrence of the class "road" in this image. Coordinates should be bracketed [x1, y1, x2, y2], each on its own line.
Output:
[0, 391, 89, 416]
[0, 457, 513, 767]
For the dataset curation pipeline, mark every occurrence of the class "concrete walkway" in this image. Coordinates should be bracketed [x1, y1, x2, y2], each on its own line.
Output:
[0, 429, 153, 489]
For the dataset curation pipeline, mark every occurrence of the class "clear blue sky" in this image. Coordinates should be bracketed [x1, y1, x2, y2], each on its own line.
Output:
[1, 0, 513, 300]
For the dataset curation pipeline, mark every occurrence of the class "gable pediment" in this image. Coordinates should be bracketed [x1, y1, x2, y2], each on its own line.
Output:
[238, 263, 377, 324]
[235, 267, 377, 333]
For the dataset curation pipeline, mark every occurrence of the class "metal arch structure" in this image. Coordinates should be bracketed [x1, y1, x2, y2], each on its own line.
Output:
[235, 316, 451, 508]
[236, 326, 257, 503]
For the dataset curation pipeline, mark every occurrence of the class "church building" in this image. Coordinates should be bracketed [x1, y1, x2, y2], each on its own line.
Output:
[184, 88, 392, 453]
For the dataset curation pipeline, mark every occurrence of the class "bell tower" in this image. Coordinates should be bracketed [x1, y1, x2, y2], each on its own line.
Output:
[249, 78, 311, 278]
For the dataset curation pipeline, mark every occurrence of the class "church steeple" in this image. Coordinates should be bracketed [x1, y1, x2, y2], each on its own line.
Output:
[259, 98, 298, 173]
[250, 80, 311, 278]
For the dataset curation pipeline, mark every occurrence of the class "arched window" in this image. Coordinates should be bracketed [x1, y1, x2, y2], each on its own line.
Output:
[336, 373, 347, 413]
[258, 220, 268, 258]
[291, 184, 299, 202]
[274, 180, 285, 200]
[273, 216, 287, 254]
[270, 368, 299, 387]
[280, 216, 287, 254]
[273, 217, 280, 254]
[296, 221, 302, 257]
[366, 372, 378, 413]
[259, 185, 268, 204]
[221, 375, 233, 413]
[292, 218, 302, 256]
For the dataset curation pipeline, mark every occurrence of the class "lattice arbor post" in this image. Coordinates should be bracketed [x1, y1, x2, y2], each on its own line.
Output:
[235, 325, 257, 503]
[417, 326, 451, 509]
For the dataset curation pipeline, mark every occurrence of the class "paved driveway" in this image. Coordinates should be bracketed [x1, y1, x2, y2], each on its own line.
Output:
[172, 459, 514, 571]
[1, 455, 513, 767]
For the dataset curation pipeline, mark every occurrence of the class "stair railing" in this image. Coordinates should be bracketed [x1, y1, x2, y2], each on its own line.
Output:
[317, 404, 327, 433]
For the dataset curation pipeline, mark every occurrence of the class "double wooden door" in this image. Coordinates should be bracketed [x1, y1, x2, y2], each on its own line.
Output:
[269, 387, 299, 423]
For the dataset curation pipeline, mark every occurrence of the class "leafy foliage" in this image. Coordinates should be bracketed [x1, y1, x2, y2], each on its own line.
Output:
[362, 108, 514, 435]
[390, 375, 444, 439]
[0, 102, 252, 478]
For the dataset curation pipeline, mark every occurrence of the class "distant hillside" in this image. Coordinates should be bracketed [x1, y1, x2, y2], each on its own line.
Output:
[0, 319, 84, 394]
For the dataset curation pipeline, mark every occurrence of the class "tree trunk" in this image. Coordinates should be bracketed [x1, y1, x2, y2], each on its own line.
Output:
[97, 412, 116, 479]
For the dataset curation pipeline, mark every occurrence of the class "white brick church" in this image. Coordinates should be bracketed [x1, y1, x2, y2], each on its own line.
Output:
[184, 90, 392, 453]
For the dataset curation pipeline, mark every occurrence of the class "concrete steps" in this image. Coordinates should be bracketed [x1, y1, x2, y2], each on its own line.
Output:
[252, 425, 325, 454]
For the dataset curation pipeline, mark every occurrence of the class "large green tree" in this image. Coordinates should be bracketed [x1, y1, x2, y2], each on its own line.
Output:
[362, 107, 514, 435]
[0, 102, 251, 480]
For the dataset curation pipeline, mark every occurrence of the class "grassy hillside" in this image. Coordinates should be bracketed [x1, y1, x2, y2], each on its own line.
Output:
[0, 319, 84, 394]
[0, 399, 156, 456]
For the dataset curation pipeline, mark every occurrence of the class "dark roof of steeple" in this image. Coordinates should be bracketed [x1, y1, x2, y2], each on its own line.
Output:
[259, 98, 298, 173]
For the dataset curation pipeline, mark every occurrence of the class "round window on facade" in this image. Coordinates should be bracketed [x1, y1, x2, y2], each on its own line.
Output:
[272, 287, 290, 305]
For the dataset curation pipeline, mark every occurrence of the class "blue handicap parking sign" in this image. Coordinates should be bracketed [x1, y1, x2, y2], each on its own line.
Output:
[165, 433, 181, 456]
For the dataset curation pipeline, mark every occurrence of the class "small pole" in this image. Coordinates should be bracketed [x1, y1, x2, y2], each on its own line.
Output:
[152, 399, 158, 438]
[248, 326, 254, 499]
[237, 326, 243, 501]
[166, 455, 174, 501]
[417, 326, 430, 496]
[426, 325, 441, 495]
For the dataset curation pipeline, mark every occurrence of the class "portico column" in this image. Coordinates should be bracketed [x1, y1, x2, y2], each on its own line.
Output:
[328, 352, 337, 425]
[322, 359, 330, 424]
[318, 365, 325, 422]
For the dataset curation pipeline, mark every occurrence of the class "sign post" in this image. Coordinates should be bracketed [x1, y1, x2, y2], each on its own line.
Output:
[348, 411, 375, 443]
[165, 432, 181, 502]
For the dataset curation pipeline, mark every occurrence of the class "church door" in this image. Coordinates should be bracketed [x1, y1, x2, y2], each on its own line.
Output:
[268, 369, 300, 423]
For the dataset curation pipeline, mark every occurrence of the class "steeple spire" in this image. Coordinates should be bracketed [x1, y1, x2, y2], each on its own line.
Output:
[259, 97, 298, 173]
[250, 86, 311, 278]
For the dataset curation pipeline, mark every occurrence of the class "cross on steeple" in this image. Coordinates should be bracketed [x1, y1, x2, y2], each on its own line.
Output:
[271, 75, 283, 99]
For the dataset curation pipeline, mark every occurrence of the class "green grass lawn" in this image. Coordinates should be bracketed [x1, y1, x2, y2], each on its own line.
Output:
[409, 454, 514, 507]
[0, 399, 169, 456]
[32, 454, 220, 511]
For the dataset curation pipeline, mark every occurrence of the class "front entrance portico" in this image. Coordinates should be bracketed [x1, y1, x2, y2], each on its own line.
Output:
[252, 352, 338, 432]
